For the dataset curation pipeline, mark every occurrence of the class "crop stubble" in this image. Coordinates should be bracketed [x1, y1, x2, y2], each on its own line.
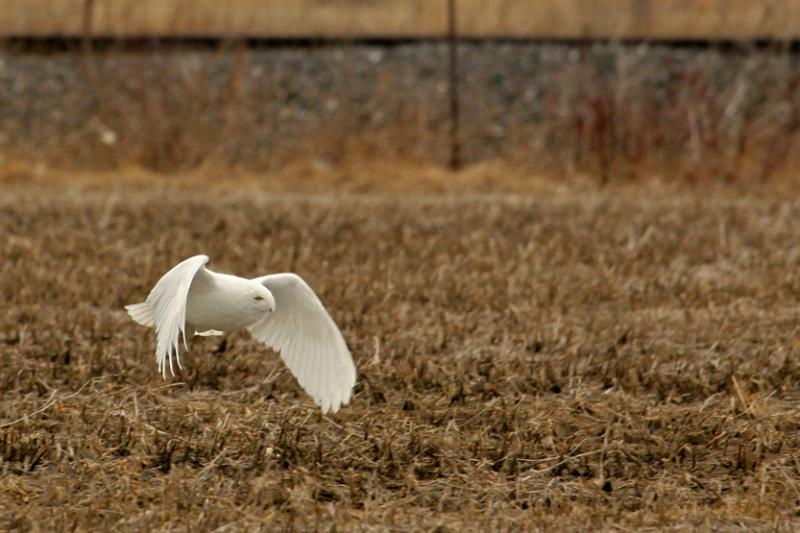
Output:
[1, 184, 800, 530]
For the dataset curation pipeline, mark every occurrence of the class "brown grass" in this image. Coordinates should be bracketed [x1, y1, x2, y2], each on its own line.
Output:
[4, 42, 800, 187]
[1, 181, 800, 530]
[0, 0, 444, 39]
[1, 0, 797, 40]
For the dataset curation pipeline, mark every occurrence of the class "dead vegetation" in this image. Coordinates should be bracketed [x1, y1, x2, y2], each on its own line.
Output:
[4, 42, 800, 186]
[1, 183, 799, 530]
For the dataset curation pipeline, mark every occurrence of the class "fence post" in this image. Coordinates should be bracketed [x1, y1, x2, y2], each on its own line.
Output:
[448, 0, 461, 171]
[81, 0, 100, 110]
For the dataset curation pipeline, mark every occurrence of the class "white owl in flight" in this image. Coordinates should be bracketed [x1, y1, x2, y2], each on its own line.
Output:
[125, 255, 356, 414]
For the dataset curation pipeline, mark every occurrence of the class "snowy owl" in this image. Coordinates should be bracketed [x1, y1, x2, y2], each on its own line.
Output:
[125, 255, 356, 414]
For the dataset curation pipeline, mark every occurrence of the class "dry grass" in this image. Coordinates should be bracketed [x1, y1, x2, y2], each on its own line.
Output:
[1, 181, 800, 530]
[0, 0, 444, 39]
[2, 0, 798, 40]
[457, 0, 800, 39]
[4, 42, 800, 186]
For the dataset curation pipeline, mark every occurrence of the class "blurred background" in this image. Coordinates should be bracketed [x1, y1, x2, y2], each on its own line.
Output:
[2, 0, 800, 187]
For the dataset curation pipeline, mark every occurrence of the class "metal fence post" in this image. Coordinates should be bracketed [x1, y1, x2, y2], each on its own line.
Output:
[448, 0, 461, 171]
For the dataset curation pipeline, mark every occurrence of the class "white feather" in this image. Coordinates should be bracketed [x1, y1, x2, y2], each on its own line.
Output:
[142, 255, 209, 378]
[195, 329, 225, 337]
[248, 273, 356, 414]
[125, 302, 155, 328]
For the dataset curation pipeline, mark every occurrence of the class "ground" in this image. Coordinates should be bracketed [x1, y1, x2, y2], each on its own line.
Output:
[1, 178, 800, 531]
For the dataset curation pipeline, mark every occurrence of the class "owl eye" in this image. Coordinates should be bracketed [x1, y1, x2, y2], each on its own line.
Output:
[254, 296, 265, 301]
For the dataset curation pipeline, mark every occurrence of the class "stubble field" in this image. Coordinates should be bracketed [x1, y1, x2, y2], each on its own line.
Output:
[1, 181, 800, 530]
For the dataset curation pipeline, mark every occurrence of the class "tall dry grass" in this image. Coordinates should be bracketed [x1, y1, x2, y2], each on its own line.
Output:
[1, 41, 800, 185]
